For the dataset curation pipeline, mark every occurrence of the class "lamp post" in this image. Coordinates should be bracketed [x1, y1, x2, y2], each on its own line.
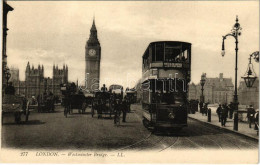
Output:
[221, 16, 242, 131]
[242, 51, 259, 88]
[200, 73, 206, 104]
[5, 66, 11, 87]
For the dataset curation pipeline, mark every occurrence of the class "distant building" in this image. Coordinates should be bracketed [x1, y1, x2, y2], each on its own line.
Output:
[13, 62, 68, 99]
[9, 67, 20, 95]
[238, 78, 259, 108]
[188, 73, 234, 104]
[25, 62, 45, 98]
[52, 64, 68, 97]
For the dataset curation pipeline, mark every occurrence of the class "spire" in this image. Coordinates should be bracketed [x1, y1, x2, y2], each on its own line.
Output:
[26, 61, 30, 71]
[87, 17, 99, 45]
[91, 17, 97, 32]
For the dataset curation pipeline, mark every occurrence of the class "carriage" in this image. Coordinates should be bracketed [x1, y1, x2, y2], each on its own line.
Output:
[84, 92, 94, 108]
[125, 90, 137, 104]
[60, 82, 87, 117]
[2, 94, 30, 124]
[70, 93, 87, 114]
[37, 94, 55, 113]
[91, 91, 112, 118]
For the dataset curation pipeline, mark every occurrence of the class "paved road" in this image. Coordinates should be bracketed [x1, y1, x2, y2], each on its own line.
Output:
[1, 104, 258, 150]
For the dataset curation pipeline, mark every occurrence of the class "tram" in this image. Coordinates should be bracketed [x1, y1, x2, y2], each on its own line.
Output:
[141, 41, 191, 131]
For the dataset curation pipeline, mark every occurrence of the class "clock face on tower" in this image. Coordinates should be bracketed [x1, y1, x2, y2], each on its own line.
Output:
[89, 49, 96, 56]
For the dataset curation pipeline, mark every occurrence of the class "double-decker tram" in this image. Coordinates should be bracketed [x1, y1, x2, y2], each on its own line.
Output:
[141, 41, 191, 131]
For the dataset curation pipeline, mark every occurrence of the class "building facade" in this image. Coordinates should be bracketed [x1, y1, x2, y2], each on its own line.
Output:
[52, 64, 68, 97]
[188, 73, 234, 104]
[238, 78, 259, 108]
[13, 62, 68, 99]
[85, 19, 101, 92]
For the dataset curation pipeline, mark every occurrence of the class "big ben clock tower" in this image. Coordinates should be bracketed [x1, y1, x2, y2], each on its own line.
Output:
[85, 19, 101, 91]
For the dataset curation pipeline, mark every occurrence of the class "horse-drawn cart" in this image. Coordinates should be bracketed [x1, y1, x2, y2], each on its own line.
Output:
[91, 91, 112, 118]
[70, 93, 87, 114]
[2, 95, 31, 124]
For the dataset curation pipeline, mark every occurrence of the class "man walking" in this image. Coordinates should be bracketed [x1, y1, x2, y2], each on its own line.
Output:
[247, 105, 256, 128]
[121, 99, 127, 122]
[221, 104, 228, 126]
[216, 104, 222, 122]
[228, 102, 234, 119]
[199, 101, 203, 113]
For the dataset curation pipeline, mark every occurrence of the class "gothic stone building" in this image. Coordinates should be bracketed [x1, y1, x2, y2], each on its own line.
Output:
[188, 73, 234, 104]
[13, 62, 68, 99]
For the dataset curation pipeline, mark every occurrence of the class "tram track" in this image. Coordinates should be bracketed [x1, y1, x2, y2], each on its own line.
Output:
[118, 105, 255, 151]
[159, 136, 179, 152]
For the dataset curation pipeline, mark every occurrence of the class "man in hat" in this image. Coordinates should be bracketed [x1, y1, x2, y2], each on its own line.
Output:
[247, 105, 256, 128]
[216, 104, 222, 122]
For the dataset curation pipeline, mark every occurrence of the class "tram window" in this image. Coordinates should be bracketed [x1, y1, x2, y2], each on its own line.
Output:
[152, 45, 156, 61]
[156, 43, 164, 61]
[165, 48, 175, 62]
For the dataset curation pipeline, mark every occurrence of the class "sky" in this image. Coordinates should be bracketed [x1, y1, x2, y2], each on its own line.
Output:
[6, 1, 259, 88]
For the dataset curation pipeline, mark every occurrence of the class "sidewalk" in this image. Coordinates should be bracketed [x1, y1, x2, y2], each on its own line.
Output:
[188, 106, 259, 141]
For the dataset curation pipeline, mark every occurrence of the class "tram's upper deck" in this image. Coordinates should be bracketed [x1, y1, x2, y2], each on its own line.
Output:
[142, 41, 191, 81]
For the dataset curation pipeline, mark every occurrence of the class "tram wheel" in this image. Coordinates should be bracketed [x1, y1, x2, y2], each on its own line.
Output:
[142, 118, 150, 128]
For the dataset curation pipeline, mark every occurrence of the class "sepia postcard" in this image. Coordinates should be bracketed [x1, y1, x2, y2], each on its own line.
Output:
[0, 0, 259, 164]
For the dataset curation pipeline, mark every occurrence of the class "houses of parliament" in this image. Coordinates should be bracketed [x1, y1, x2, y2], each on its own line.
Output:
[10, 62, 68, 99]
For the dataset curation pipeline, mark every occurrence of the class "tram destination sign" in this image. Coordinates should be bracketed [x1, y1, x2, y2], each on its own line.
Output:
[150, 62, 183, 68]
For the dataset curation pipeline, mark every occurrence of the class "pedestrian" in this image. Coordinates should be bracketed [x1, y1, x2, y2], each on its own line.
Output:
[228, 102, 234, 119]
[101, 84, 107, 92]
[199, 101, 203, 113]
[195, 99, 199, 112]
[254, 111, 259, 132]
[216, 104, 222, 122]
[204, 103, 208, 116]
[121, 99, 127, 122]
[221, 104, 228, 126]
[247, 105, 256, 128]
[114, 99, 121, 124]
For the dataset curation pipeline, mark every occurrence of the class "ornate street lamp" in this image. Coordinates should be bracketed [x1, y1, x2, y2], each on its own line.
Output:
[221, 16, 242, 131]
[242, 52, 258, 88]
[200, 73, 206, 103]
[5, 66, 11, 86]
